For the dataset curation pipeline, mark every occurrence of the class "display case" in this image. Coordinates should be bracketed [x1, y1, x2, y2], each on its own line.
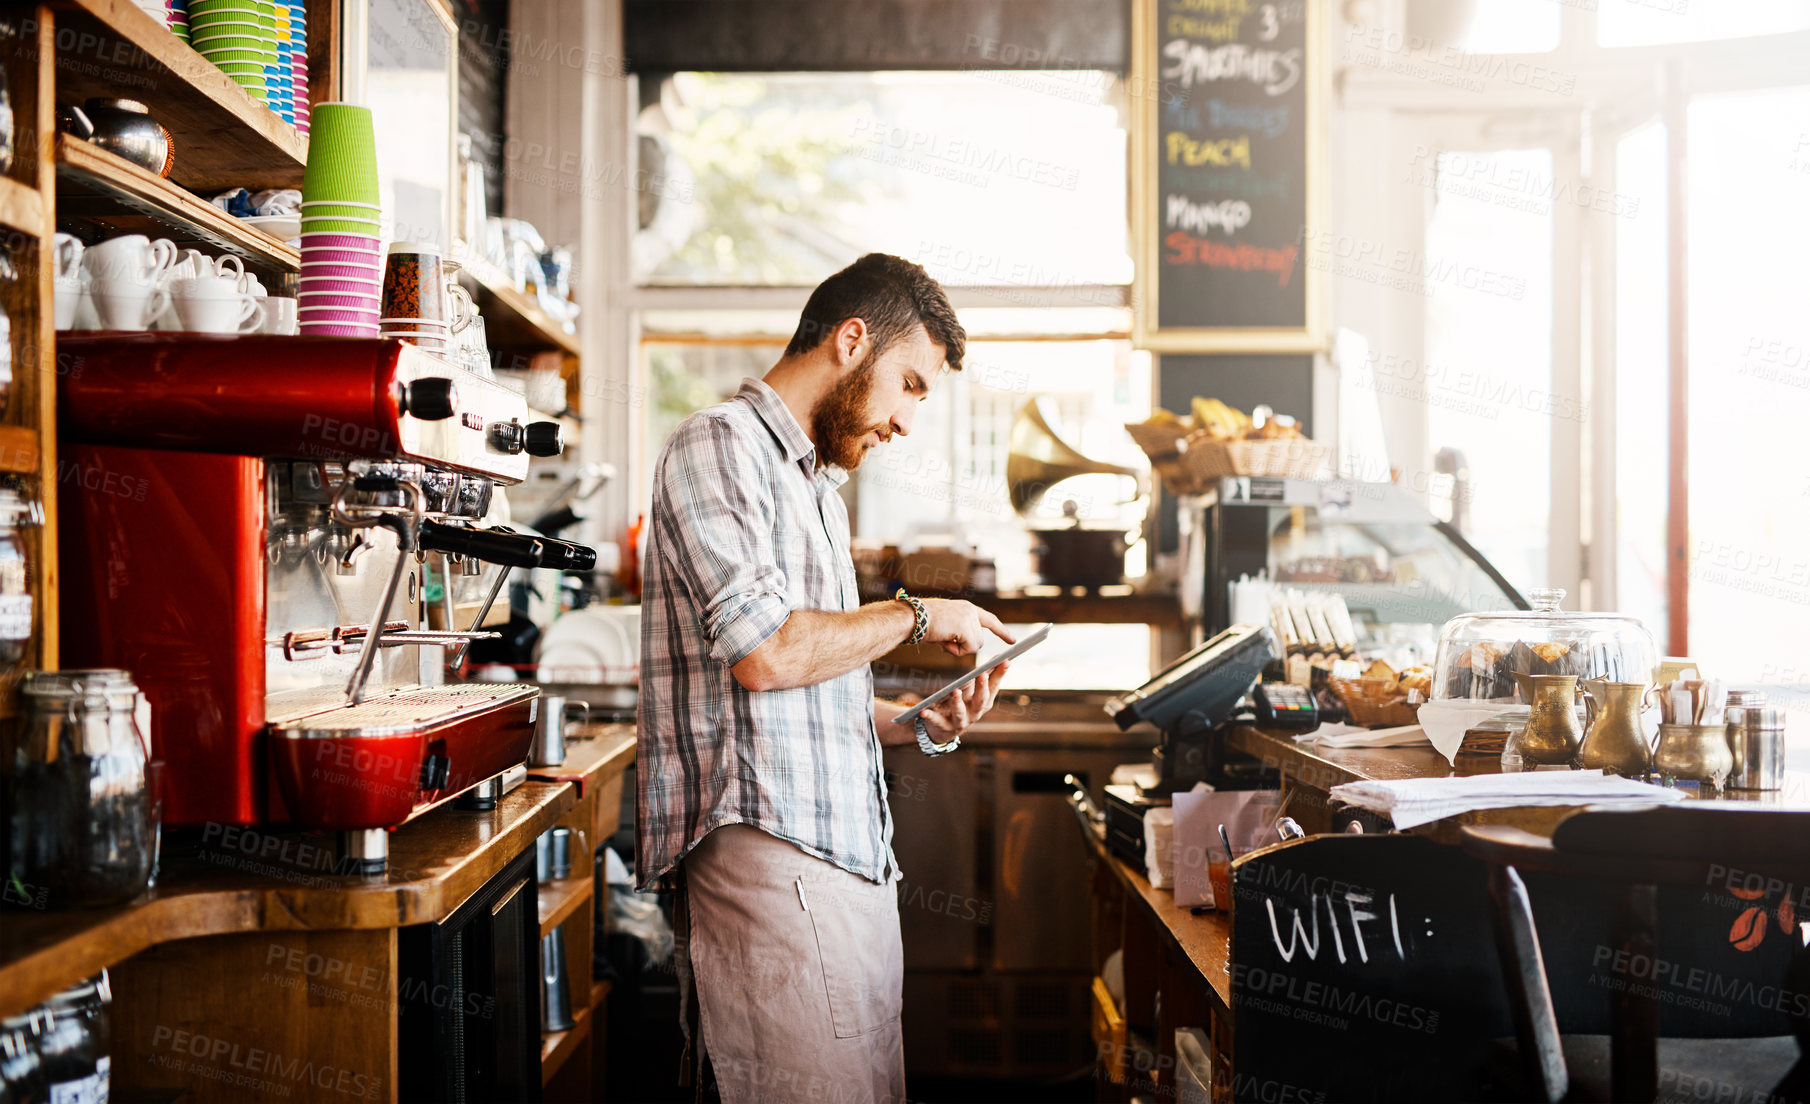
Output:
[1181, 477, 1527, 661]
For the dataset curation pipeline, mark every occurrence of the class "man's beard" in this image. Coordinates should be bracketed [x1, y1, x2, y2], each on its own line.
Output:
[810, 352, 887, 471]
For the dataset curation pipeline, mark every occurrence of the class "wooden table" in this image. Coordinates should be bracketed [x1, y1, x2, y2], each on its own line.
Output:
[0, 723, 636, 1103]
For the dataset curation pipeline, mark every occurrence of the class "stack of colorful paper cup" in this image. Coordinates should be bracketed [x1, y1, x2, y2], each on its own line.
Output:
[168, 0, 190, 42]
[285, 0, 308, 132]
[189, 0, 275, 103]
[298, 103, 381, 337]
[263, 0, 296, 124]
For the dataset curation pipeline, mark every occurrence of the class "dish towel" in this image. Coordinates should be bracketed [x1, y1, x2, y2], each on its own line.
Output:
[1330, 769, 1686, 830]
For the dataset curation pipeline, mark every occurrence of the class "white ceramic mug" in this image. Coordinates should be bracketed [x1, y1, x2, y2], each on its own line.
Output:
[85, 235, 177, 284]
[170, 277, 265, 334]
[53, 233, 84, 280]
[263, 296, 298, 335]
[170, 250, 246, 285]
[54, 276, 81, 330]
[89, 277, 172, 331]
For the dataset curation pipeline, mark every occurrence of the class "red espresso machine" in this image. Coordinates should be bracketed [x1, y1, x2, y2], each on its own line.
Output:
[58, 334, 591, 870]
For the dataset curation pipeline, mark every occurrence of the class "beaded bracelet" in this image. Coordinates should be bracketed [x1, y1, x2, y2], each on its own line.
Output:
[895, 588, 928, 645]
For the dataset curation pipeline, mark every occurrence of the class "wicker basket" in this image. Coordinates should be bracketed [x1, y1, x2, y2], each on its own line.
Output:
[1123, 422, 1200, 496]
[1178, 436, 1335, 482]
[1330, 677, 1421, 728]
[1124, 424, 1333, 494]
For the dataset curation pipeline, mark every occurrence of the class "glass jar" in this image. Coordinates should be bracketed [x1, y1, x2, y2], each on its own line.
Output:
[1430, 588, 1660, 702]
[37, 973, 109, 1104]
[6, 670, 155, 908]
[0, 251, 14, 424]
[0, 488, 34, 669]
[0, 1015, 43, 1104]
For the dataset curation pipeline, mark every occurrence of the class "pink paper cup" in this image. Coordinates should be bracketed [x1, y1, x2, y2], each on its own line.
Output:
[298, 231, 381, 252]
[299, 244, 382, 261]
[299, 323, 380, 338]
[300, 263, 383, 282]
[298, 276, 382, 294]
[298, 294, 380, 312]
[297, 302, 379, 320]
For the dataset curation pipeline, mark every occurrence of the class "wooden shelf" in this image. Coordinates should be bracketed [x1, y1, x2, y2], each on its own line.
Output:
[53, 0, 307, 191]
[537, 872, 594, 937]
[916, 589, 1183, 627]
[0, 426, 41, 475]
[540, 1003, 592, 1084]
[0, 177, 44, 236]
[55, 135, 299, 278]
[458, 256, 580, 357]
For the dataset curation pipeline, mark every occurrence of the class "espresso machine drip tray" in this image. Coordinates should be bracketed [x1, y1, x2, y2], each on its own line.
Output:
[268, 683, 541, 863]
[272, 683, 538, 738]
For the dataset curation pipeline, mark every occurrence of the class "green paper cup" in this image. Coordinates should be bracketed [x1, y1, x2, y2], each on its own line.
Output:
[298, 201, 382, 219]
[191, 25, 269, 39]
[298, 217, 382, 235]
[303, 103, 380, 204]
[199, 48, 266, 63]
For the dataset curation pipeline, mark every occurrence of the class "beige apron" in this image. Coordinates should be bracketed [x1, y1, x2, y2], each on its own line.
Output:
[676, 824, 906, 1104]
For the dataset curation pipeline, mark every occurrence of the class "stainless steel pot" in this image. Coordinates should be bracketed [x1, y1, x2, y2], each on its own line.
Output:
[79, 99, 170, 176]
[1030, 527, 1128, 588]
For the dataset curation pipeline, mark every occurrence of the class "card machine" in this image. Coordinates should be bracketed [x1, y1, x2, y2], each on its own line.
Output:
[1252, 682, 1319, 730]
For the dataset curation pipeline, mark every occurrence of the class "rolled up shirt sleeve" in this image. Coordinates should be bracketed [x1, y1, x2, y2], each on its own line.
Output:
[653, 413, 791, 667]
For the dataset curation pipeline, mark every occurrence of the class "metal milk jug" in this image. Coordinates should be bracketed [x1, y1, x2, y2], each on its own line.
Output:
[1513, 673, 1584, 766]
[1579, 680, 1654, 778]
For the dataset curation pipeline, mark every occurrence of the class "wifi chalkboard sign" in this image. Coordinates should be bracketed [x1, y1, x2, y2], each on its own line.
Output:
[1132, 0, 1322, 351]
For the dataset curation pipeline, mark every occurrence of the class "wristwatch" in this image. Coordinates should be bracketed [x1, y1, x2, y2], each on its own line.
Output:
[895, 588, 928, 645]
[914, 716, 961, 757]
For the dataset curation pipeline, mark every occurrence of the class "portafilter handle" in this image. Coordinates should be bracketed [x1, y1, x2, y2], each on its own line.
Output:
[417, 520, 598, 572]
[417, 521, 598, 673]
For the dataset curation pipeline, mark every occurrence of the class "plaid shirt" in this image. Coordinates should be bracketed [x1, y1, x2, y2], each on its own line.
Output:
[636, 378, 897, 890]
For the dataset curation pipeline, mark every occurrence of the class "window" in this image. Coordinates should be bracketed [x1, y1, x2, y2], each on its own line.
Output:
[637, 72, 1132, 286]
[1422, 148, 1557, 595]
[1599, 0, 1810, 47]
[1340, 6, 1810, 739]
[1612, 122, 1668, 637]
[1461, 0, 1561, 53]
[1684, 86, 1810, 696]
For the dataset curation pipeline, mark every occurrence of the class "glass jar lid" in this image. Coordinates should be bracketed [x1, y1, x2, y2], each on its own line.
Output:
[21, 669, 140, 715]
[1431, 588, 1660, 701]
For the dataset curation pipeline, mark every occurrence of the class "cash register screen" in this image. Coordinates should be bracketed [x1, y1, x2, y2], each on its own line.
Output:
[1103, 624, 1276, 731]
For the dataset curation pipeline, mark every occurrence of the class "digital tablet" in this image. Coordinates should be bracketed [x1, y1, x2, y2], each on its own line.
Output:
[890, 623, 1052, 726]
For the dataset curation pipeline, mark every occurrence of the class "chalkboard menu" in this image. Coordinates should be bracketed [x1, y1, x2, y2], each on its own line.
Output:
[1132, 0, 1321, 350]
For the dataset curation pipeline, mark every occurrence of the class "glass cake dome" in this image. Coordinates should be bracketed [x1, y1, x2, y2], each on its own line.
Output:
[1430, 588, 1661, 702]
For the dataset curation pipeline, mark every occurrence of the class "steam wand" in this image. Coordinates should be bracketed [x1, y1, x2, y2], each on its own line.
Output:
[332, 474, 424, 705]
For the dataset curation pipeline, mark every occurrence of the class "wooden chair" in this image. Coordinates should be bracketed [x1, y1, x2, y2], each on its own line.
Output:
[1462, 805, 1810, 1103]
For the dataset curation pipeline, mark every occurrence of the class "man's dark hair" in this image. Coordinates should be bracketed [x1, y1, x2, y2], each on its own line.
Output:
[784, 253, 965, 372]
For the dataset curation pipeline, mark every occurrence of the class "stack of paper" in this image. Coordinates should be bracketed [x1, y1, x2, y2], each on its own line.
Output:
[1330, 769, 1686, 830]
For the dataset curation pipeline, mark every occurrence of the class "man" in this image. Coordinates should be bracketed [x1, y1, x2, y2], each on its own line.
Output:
[638, 253, 1014, 1103]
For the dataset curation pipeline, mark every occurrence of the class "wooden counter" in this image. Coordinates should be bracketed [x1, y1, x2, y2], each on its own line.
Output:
[0, 724, 637, 1103]
[1081, 820, 1231, 1016]
[0, 779, 573, 1019]
[1225, 724, 1583, 842]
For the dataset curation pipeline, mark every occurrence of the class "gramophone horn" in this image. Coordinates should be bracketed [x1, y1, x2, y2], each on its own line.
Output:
[1005, 399, 1142, 516]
